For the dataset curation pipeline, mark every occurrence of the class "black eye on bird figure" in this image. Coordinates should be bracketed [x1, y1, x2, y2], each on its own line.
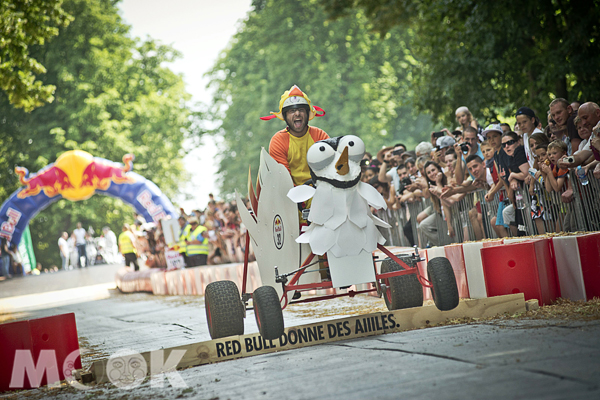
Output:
[338, 135, 365, 163]
[308, 142, 336, 171]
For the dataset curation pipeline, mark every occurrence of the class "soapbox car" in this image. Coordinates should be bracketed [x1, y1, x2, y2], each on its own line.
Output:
[205, 142, 459, 340]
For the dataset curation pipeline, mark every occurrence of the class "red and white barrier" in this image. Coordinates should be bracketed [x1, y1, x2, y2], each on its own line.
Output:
[115, 233, 599, 304]
[552, 232, 600, 301]
[481, 238, 560, 306]
[0, 313, 81, 391]
[117, 262, 264, 297]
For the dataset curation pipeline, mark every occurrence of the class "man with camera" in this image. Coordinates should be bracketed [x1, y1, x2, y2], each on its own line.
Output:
[377, 143, 408, 194]
[441, 155, 494, 240]
[453, 126, 484, 184]
[559, 102, 600, 179]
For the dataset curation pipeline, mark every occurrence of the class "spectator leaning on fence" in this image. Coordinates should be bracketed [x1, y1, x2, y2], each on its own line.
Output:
[515, 107, 543, 168]
[559, 102, 600, 178]
[550, 98, 581, 151]
[454, 127, 483, 184]
[500, 131, 529, 236]
[417, 161, 455, 246]
[441, 154, 493, 240]
[378, 143, 407, 194]
[573, 116, 599, 175]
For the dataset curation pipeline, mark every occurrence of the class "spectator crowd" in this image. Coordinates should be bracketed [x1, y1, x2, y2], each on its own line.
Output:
[361, 99, 600, 248]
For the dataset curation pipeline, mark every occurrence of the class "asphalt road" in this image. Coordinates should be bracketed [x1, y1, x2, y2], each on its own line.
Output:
[0, 263, 122, 299]
[1, 267, 599, 399]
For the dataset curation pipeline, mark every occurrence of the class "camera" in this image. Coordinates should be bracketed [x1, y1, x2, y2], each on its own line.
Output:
[460, 143, 470, 153]
[433, 131, 445, 139]
[401, 177, 412, 186]
[392, 148, 405, 156]
[564, 156, 575, 164]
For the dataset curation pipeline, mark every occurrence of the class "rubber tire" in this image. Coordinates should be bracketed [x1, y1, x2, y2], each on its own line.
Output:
[380, 258, 423, 311]
[253, 286, 284, 340]
[427, 257, 459, 311]
[205, 280, 245, 339]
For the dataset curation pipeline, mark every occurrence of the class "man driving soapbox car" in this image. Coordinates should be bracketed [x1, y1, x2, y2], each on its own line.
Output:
[204, 135, 459, 340]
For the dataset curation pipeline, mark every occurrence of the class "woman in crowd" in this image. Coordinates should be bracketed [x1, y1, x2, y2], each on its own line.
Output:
[500, 132, 530, 236]
[416, 161, 454, 247]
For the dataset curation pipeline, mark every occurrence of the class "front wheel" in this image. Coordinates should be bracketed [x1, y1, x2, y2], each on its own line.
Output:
[253, 286, 284, 340]
[427, 257, 459, 311]
[205, 280, 245, 339]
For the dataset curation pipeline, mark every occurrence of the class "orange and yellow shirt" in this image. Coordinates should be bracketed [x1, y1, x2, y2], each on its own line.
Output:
[269, 126, 329, 186]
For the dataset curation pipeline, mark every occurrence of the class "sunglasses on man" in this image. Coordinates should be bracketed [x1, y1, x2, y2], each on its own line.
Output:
[502, 139, 517, 148]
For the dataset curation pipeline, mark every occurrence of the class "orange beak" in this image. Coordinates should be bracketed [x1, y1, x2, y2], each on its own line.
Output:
[335, 147, 349, 175]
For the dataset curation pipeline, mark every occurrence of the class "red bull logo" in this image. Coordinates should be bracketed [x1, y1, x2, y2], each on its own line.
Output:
[16, 166, 74, 199]
[273, 214, 284, 250]
[81, 154, 135, 191]
[15, 151, 136, 201]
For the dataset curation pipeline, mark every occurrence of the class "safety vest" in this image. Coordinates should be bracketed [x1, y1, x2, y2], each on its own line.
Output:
[178, 224, 191, 254]
[186, 225, 208, 256]
[118, 231, 136, 255]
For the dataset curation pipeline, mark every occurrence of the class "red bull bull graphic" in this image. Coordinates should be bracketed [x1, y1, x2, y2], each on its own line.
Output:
[15, 165, 74, 199]
[0, 150, 177, 247]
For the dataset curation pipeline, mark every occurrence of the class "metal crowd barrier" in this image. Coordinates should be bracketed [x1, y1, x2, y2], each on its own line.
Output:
[378, 170, 600, 247]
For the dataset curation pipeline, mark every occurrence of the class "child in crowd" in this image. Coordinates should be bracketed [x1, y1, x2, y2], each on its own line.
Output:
[548, 120, 572, 155]
[542, 140, 569, 193]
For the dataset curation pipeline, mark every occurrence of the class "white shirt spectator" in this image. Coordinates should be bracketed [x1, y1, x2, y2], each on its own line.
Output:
[58, 236, 69, 257]
[74, 228, 86, 245]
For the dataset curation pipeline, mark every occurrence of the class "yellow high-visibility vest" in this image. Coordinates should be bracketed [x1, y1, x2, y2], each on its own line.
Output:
[186, 225, 208, 256]
[178, 224, 191, 254]
[118, 231, 136, 255]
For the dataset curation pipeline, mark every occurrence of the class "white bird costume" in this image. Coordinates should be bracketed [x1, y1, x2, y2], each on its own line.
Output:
[287, 135, 391, 259]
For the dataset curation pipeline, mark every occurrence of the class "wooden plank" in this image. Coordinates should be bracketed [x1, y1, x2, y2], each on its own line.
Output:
[384, 293, 526, 334]
[90, 294, 525, 384]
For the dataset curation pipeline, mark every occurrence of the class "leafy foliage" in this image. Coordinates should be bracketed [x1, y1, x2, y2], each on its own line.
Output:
[0, 0, 73, 111]
[207, 0, 434, 195]
[322, 0, 600, 124]
[0, 0, 196, 268]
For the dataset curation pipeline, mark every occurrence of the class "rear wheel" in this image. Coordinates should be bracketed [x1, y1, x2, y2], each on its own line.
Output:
[380, 258, 423, 311]
[253, 286, 284, 340]
[427, 257, 459, 311]
[205, 280, 245, 339]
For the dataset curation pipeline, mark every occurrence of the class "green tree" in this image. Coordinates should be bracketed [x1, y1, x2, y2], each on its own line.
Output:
[323, 0, 600, 123]
[0, 0, 196, 268]
[0, 0, 73, 111]
[207, 0, 433, 195]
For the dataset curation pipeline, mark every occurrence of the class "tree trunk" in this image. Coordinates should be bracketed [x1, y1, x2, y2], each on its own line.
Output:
[555, 76, 568, 100]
